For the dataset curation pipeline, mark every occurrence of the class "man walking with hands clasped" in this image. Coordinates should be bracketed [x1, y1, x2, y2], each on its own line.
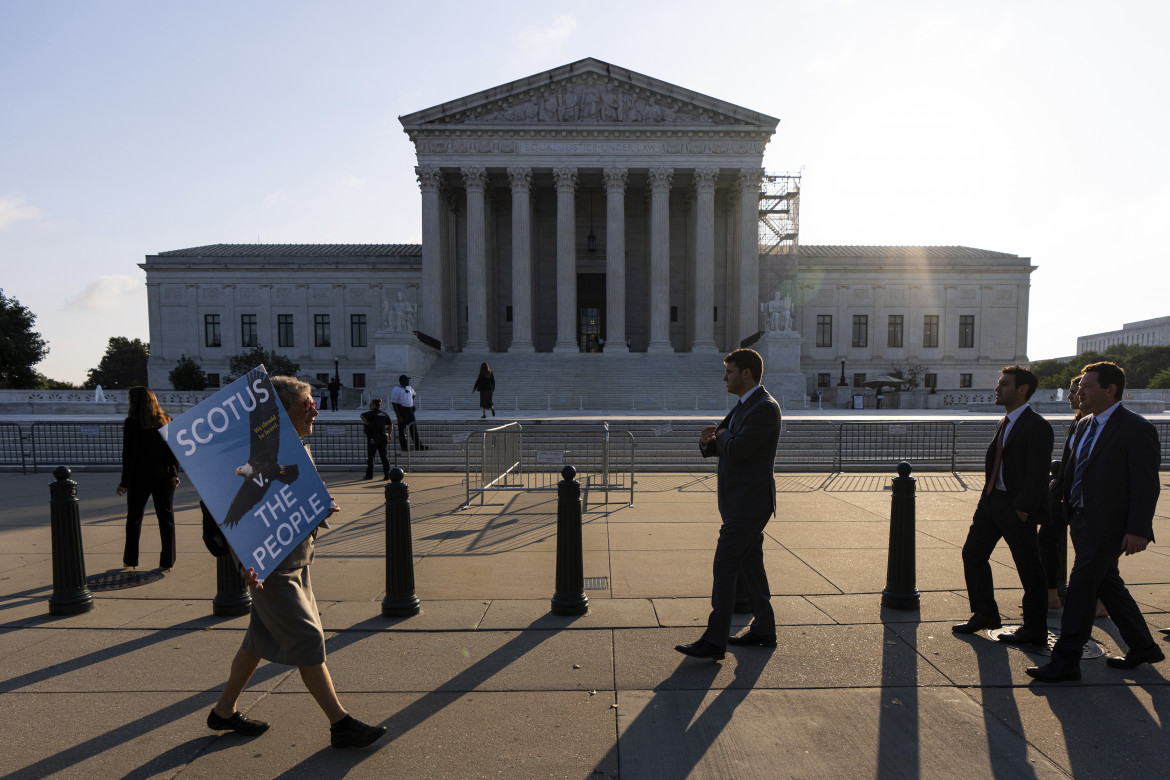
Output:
[676, 348, 781, 661]
[954, 366, 1053, 645]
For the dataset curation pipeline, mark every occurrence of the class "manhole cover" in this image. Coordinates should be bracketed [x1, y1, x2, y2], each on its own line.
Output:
[85, 570, 165, 592]
[986, 626, 1105, 659]
[583, 577, 608, 590]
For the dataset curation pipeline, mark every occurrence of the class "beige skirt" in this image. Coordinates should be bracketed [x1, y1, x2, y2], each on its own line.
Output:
[242, 564, 326, 666]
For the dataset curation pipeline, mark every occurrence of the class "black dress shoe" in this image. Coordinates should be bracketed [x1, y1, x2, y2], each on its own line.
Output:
[952, 614, 1002, 634]
[1159, 628, 1170, 635]
[330, 715, 387, 749]
[997, 627, 1048, 646]
[1106, 644, 1166, 669]
[728, 631, 777, 647]
[362, 474, 373, 480]
[1025, 662, 1081, 682]
[207, 708, 270, 736]
[674, 641, 725, 660]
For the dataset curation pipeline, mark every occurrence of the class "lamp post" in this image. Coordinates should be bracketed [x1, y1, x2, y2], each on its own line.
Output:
[839, 359, 847, 386]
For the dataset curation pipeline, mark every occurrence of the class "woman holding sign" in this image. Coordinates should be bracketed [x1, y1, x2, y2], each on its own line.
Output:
[207, 375, 386, 750]
[116, 386, 179, 570]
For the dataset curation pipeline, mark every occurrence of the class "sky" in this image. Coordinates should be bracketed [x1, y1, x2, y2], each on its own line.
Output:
[2, 0, 1168, 384]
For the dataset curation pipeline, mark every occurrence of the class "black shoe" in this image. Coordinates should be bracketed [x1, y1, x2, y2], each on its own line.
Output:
[1106, 644, 1166, 669]
[727, 631, 777, 647]
[952, 614, 1002, 634]
[415, 444, 429, 451]
[207, 708, 270, 736]
[997, 627, 1048, 646]
[330, 715, 387, 749]
[383, 473, 391, 480]
[362, 474, 373, 480]
[1159, 628, 1170, 635]
[674, 640, 725, 660]
[1025, 662, 1081, 682]
[491, 408, 495, 416]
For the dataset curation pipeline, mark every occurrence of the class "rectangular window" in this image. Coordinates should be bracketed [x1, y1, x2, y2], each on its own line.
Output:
[853, 373, 867, 388]
[816, 314, 832, 348]
[670, 306, 678, 323]
[205, 372, 220, 388]
[506, 306, 513, 323]
[204, 314, 221, 348]
[352, 372, 366, 388]
[314, 314, 331, 347]
[316, 373, 330, 385]
[887, 315, 904, 348]
[278, 314, 294, 348]
[960, 373, 973, 388]
[351, 314, 367, 348]
[713, 306, 718, 322]
[240, 314, 258, 348]
[817, 373, 831, 388]
[959, 315, 975, 348]
[851, 315, 868, 348]
[924, 373, 937, 389]
[923, 315, 939, 349]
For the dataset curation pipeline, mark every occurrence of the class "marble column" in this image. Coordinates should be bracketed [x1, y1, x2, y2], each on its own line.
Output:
[416, 166, 444, 341]
[692, 168, 719, 352]
[507, 167, 534, 352]
[737, 168, 764, 348]
[646, 167, 674, 353]
[461, 166, 489, 352]
[553, 167, 579, 353]
[602, 167, 629, 354]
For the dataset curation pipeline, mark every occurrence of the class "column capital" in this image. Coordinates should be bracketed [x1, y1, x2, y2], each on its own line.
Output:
[737, 167, 765, 191]
[416, 166, 443, 193]
[647, 167, 674, 192]
[602, 167, 628, 192]
[461, 166, 488, 192]
[553, 167, 578, 193]
[693, 167, 720, 193]
[507, 167, 533, 192]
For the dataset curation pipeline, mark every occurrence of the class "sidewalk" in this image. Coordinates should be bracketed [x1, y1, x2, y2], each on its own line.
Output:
[1, 470, 1167, 778]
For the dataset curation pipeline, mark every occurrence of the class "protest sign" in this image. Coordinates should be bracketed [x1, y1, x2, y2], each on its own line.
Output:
[162, 366, 330, 582]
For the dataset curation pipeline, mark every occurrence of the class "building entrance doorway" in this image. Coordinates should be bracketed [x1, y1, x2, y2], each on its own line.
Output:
[577, 273, 605, 352]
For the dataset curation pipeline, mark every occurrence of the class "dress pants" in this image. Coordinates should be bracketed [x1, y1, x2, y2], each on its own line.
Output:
[699, 514, 775, 650]
[1051, 515, 1156, 667]
[123, 477, 177, 569]
[366, 435, 390, 478]
[396, 408, 422, 450]
[1037, 501, 1068, 589]
[961, 490, 1047, 630]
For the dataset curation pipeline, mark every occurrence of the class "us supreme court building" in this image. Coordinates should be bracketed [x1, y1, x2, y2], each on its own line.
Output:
[143, 58, 1035, 396]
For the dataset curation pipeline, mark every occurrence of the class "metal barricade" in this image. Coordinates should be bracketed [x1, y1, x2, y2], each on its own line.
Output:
[308, 421, 401, 470]
[31, 422, 123, 472]
[0, 422, 27, 473]
[464, 422, 635, 509]
[953, 420, 998, 470]
[1154, 421, 1170, 469]
[837, 421, 957, 471]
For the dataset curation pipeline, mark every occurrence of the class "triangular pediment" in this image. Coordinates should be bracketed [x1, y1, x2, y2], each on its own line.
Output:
[400, 58, 778, 130]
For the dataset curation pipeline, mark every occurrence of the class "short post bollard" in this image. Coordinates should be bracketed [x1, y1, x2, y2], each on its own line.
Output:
[551, 465, 588, 616]
[382, 468, 420, 617]
[882, 461, 920, 610]
[48, 466, 94, 616]
[213, 556, 252, 616]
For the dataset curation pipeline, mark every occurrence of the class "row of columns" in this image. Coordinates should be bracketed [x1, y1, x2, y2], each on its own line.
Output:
[416, 164, 764, 353]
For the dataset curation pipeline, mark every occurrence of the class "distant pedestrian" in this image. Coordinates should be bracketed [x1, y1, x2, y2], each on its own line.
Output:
[327, 377, 341, 412]
[473, 362, 496, 418]
[116, 387, 179, 571]
[391, 375, 427, 451]
[360, 399, 393, 480]
[875, 389, 884, 409]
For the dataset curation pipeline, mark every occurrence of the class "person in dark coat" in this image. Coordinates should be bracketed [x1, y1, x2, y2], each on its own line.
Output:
[116, 386, 179, 570]
[327, 377, 341, 412]
[473, 362, 496, 418]
[360, 398, 393, 479]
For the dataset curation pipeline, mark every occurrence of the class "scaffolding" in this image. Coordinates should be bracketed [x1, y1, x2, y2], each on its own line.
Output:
[758, 172, 801, 255]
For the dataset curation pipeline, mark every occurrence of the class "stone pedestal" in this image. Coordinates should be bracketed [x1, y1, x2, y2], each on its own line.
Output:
[373, 332, 440, 397]
[757, 330, 806, 408]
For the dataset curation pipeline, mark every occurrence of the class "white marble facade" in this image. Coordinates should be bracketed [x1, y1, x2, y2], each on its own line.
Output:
[1077, 316, 1170, 353]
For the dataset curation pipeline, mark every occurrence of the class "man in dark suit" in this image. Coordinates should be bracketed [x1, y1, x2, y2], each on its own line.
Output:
[676, 348, 782, 661]
[953, 366, 1054, 645]
[1027, 361, 1163, 681]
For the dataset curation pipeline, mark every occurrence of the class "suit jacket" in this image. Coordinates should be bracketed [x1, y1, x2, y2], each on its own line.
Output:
[984, 406, 1054, 521]
[1065, 404, 1160, 544]
[699, 385, 782, 519]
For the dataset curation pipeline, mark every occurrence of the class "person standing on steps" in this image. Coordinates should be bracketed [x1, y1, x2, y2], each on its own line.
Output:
[391, 374, 427, 451]
[473, 362, 496, 418]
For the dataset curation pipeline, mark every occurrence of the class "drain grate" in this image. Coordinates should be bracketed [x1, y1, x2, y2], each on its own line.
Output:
[85, 570, 165, 592]
[583, 576, 608, 590]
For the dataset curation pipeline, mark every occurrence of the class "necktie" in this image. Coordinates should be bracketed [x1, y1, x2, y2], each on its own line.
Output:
[729, 400, 743, 429]
[983, 417, 1008, 496]
[1069, 418, 1099, 508]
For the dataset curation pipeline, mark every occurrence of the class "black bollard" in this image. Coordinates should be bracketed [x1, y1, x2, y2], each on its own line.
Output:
[882, 461, 920, 610]
[213, 555, 252, 616]
[48, 466, 94, 616]
[551, 465, 588, 616]
[382, 468, 420, 617]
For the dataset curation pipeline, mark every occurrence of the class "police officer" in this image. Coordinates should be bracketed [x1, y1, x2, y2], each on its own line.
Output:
[360, 399, 393, 479]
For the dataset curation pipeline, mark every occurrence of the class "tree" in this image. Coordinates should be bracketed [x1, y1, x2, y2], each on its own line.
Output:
[226, 344, 299, 382]
[1148, 368, 1170, 390]
[0, 289, 50, 388]
[168, 354, 205, 390]
[34, 373, 80, 389]
[86, 337, 149, 389]
[885, 361, 927, 391]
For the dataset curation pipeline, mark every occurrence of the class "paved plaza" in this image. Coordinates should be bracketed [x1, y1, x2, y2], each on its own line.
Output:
[1, 466, 1167, 779]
